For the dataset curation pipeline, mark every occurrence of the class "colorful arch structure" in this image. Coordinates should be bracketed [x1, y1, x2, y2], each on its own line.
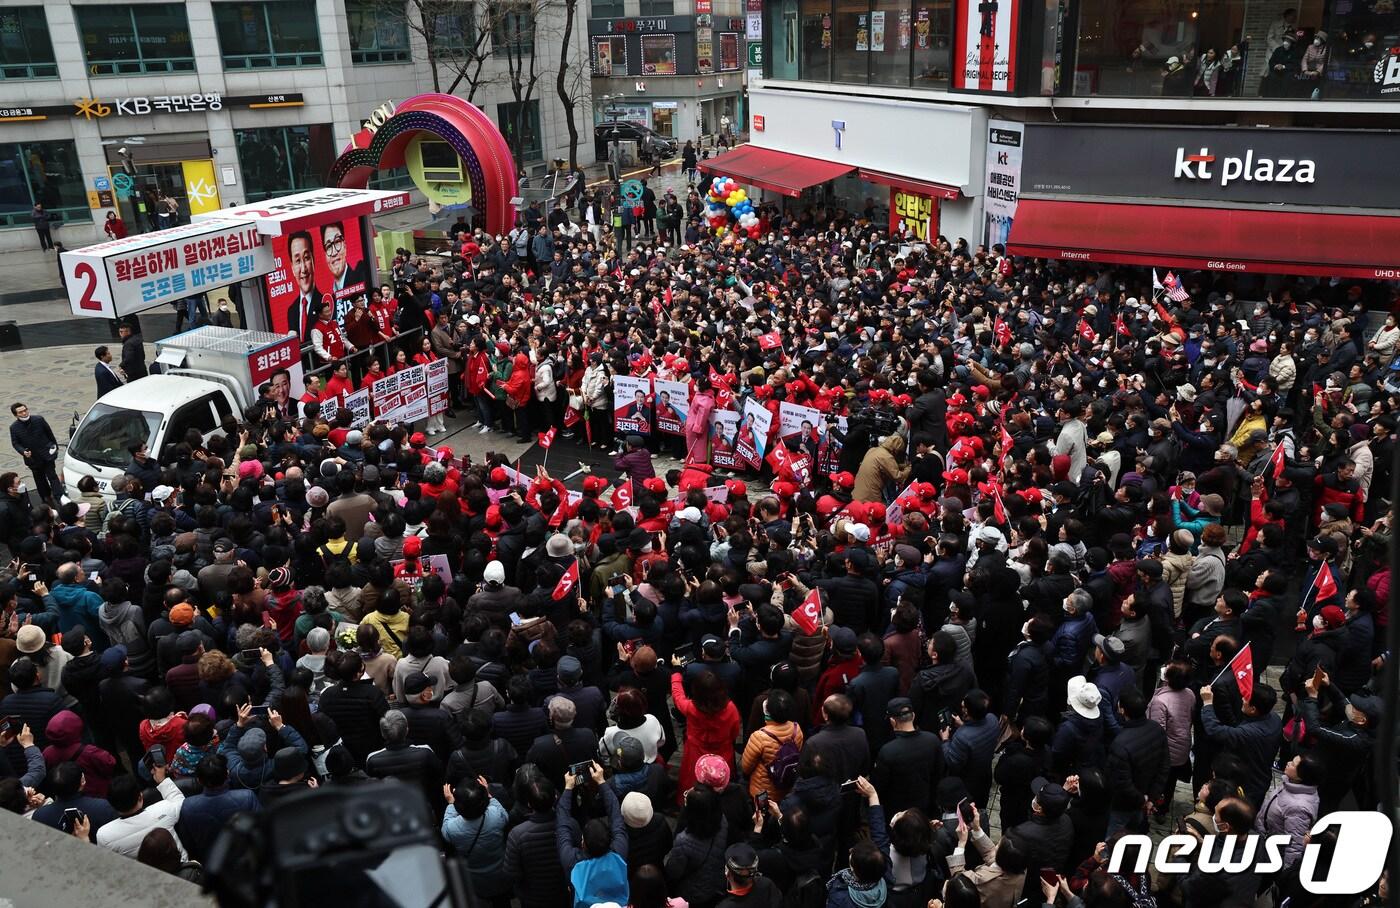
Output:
[329, 93, 519, 236]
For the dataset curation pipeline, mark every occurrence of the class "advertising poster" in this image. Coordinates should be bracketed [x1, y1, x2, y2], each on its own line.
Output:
[265, 215, 372, 341]
[856, 14, 869, 50]
[613, 375, 653, 436]
[890, 189, 936, 243]
[735, 397, 772, 469]
[778, 402, 826, 462]
[952, 0, 1020, 92]
[653, 379, 691, 436]
[247, 334, 305, 419]
[984, 119, 1024, 248]
[709, 409, 742, 470]
[898, 9, 911, 48]
[871, 10, 886, 51]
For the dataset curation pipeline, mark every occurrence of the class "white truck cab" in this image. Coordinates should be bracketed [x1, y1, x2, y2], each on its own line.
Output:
[64, 327, 298, 500]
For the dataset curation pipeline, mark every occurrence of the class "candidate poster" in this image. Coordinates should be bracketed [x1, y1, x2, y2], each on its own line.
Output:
[426, 358, 450, 418]
[735, 398, 772, 469]
[265, 215, 371, 341]
[709, 409, 742, 470]
[613, 375, 653, 436]
[653, 379, 691, 436]
[778, 402, 827, 463]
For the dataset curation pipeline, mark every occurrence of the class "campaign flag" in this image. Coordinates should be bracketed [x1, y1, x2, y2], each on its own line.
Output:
[1162, 271, 1190, 302]
[613, 375, 653, 436]
[1152, 269, 1164, 291]
[993, 316, 1012, 346]
[1115, 314, 1131, 337]
[653, 379, 691, 436]
[1211, 642, 1254, 702]
[992, 484, 1007, 525]
[758, 331, 783, 351]
[538, 427, 557, 449]
[1311, 562, 1339, 602]
[1269, 442, 1287, 480]
[792, 589, 823, 635]
[1076, 318, 1097, 344]
[563, 404, 581, 427]
[552, 559, 580, 601]
[610, 479, 634, 510]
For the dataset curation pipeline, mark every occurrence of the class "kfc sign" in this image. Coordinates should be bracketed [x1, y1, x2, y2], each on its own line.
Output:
[1173, 146, 1316, 188]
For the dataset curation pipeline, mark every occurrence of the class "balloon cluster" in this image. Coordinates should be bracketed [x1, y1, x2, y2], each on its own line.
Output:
[705, 175, 761, 239]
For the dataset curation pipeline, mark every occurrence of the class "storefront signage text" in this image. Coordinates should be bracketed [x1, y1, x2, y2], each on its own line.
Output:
[1173, 146, 1317, 187]
[610, 18, 672, 32]
[0, 94, 304, 125]
[890, 189, 934, 241]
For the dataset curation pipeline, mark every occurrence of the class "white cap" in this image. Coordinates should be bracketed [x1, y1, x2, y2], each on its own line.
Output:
[1067, 675, 1102, 719]
[151, 485, 174, 503]
[849, 524, 871, 543]
[484, 560, 506, 584]
[678, 506, 702, 524]
[467, 314, 481, 325]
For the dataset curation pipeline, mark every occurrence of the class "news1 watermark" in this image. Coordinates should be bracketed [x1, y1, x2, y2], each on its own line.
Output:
[1107, 812, 1393, 896]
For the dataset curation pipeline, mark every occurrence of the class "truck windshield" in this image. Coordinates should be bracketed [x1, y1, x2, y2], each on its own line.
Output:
[68, 404, 161, 470]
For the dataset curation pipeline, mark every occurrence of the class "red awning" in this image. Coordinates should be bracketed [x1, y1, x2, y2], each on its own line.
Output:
[1007, 198, 1400, 280]
[857, 168, 960, 200]
[697, 145, 854, 198]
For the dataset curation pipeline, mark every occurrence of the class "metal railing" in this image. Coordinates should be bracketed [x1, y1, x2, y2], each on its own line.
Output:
[300, 326, 426, 394]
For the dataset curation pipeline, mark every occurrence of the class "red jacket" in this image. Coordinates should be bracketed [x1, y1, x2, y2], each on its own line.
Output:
[812, 654, 863, 725]
[670, 672, 742, 803]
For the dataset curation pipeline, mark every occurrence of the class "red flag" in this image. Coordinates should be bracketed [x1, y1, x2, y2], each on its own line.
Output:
[993, 316, 1012, 346]
[1212, 642, 1254, 702]
[548, 504, 566, 528]
[1076, 319, 1097, 344]
[1312, 562, 1338, 602]
[1163, 271, 1190, 302]
[991, 484, 1007, 525]
[552, 559, 580, 601]
[537, 427, 557, 449]
[610, 479, 634, 510]
[563, 404, 581, 428]
[1115, 314, 1131, 337]
[664, 285, 673, 307]
[792, 589, 822, 635]
[1269, 442, 1287, 480]
[758, 331, 783, 351]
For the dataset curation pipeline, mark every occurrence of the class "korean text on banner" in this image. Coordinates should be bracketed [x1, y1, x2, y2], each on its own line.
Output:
[613, 375, 653, 436]
[709, 409, 742, 470]
[735, 397, 772, 469]
[653, 379, 691, 436]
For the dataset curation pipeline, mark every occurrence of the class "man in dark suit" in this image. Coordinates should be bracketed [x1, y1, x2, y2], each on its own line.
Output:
[94, 346, 125, 398]
[285, 229, 322, 340]
[322, 220, 370, 322]
[8, 403, 60, 505]
[118, 322, 146, 380]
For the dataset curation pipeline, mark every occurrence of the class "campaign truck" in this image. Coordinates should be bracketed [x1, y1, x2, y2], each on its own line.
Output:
[64, 327, 302, 500]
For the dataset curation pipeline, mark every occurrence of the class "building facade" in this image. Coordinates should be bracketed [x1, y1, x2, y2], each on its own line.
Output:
[587, 0, 750, 144]
[743, 0, 1400, 280]
[0, 0, 594, 252]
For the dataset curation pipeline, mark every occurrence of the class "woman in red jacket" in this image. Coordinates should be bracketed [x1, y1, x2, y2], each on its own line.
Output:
[503, 351, 534, 442]
[464, 336, 492, 431]
[669, 663, 740, 804]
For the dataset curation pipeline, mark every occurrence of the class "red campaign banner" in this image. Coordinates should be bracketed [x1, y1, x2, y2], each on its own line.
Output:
[247, 335, 299, 386]
[374, 392, 403, 418]
[429, 395, 448, 416]
[266, 215, 372, 341]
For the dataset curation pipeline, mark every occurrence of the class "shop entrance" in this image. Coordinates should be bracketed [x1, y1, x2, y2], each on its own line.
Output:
[104, 136, 221, 234]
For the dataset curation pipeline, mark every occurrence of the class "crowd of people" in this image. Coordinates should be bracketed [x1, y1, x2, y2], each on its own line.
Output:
[0, 184, 1396, 908]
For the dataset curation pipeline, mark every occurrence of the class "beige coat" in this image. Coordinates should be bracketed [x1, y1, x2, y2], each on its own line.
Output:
[853, 437, 911, 503]
[1161, 550, 1195, 619]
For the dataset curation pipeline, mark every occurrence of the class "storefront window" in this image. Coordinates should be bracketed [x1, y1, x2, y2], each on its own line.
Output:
[347, 0, 411, 64]
[720, 32, 741, 69]
[0, 141, 86, 228]
[368, 166, 414, 190]
[592, 0, 625, 15]
[429, 2, 478, 50]
[642, 35, 678, 73]
[801, 0, 832, 80]
[640, 0, 676, 14]
[652, 103, 677, 135]
[498, 100, 543, 161]
[214, 2, 323, 69]
[593, 35, 627, 75]
[234, 125, 335, 202]
[832, 0, 872, 81]
[1067, 0, 1397, 100]
[77, 4, 194, 75]
[868, 0, 906, 84]
[0, 7, 57, 80]
[911, 0, 950, 86]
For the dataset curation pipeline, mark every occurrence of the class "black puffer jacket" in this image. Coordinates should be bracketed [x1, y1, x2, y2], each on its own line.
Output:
[317, 679, 389, 765]
[813, 574, 883, 635]
[1105, 717, 1170, 810]
[504, 810, 568, 908]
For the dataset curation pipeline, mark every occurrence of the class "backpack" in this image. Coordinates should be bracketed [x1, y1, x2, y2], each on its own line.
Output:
[318, 542, 352, 569]
[762, 729, 800, 792]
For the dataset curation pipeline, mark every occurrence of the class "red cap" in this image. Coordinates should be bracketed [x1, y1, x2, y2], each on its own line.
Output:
[583, 475, 608, 494]
[832, 471, 855, 489]
[845, 501, 867, 523]
[896, 494, 920, 513]
[489, 467, 508, 484]
[410, 432, 427, 446]
[402, 535, 423, 557]
[943, 468, 969, 485]
[1319, 605, 1346, 629]
[485, 505, 502, 528]
[865, 502, 887, 525]
[725, 479, 748, 497]
[643, 477, 668, 494]
[916, 482, 938, 501]
[1015, 487, 1044, 504]
[894, 394, 913, 408]
[772, 481, 798, 498]
[436, 445, 454, 460]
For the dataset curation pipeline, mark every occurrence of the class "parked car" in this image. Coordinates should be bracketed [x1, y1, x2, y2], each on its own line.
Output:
[594, 121, 679, 162]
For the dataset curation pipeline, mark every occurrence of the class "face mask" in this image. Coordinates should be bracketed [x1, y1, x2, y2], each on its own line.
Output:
[1314, 38, 1323, 46]
[15, 483, 26, 495]
[1312, 615, 1325, 630]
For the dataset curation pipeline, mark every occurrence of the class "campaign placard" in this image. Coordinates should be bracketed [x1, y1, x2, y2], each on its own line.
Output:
[344, 388, 372, 427]
[778, 402, 827, 462]
[735, 398, 772, 470]
[653, 379, 690, 436]
[709, 409, 742, 470]
[613, 375, 653, 436]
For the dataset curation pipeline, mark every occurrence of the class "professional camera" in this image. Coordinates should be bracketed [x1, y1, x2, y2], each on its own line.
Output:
[204, 780, 473, 908]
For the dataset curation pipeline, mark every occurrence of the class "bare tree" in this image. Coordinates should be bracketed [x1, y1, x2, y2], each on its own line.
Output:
[553, 0, 583, 171]
[496, 0, 544, 170]
[378, 0, 497, 101]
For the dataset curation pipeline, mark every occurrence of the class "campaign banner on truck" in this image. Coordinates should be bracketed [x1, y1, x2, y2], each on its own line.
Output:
[613, 375, 653, 436]
[653, 379, 690, 436]
[735, 398, 772, 469]
[709, 409, 742, 470]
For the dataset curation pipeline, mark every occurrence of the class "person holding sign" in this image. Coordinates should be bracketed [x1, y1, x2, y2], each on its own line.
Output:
[686, 373, 716, 465]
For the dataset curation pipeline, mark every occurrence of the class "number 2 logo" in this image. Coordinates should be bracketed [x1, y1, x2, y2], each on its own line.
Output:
[74, 262, 104, 312]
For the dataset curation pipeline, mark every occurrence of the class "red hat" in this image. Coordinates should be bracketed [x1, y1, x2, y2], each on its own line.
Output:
[772, 481, 798, 499]
[402, 535, 423, 557]
[845, 501, 868, 523]
[754, 385, 772, 400]
[896, 494, 920, 513]
[410, 432, 427, 446]
[916, 482, 938, 501]
[951, 444, 978, 465]
[583, 475, 608, 494]
[947, 392, 968, 408]
[865, 502, 887, 525]
[485, 505, 502, 528]
[725, 479, 748, 497]
[1051, 454, 1071, 480]
[643, 477, 668, 495]
[893, 394, 913, 409]
[489, 467, 508, 485]
[1015, 487, 1044, 504]
[436, 445, 454, 460]
[678, 474, 706, 492]
[1319, 605, 1346, 629]
[869, 388, 890, 403]
[674, 358, 689, 372]
[943, 468, 969, 486]
[972, 385, 991, 399]
[832, 471, 855, 489]
[662, 353, 677, 367]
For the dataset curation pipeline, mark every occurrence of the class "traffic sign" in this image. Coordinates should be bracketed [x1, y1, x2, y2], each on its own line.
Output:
[111, 172, 134, 193]
[94, 176, 111, 191]
[747, 42, 764, 67]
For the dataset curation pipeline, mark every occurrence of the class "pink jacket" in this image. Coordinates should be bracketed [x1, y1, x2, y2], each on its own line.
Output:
[1147, 684, 1195, 768]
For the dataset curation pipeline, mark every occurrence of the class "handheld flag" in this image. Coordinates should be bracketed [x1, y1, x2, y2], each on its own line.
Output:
[1311, 562, 1339, 602]
[792, 589, 823, 635]
[1163, 271, 1190, 302]
[1076, 318, 1097, 344]
[563, 404, 581, 428]
[538, 427, 557, 449]
[758, 331, 783, 351]
[610, 479, 634, 510]
[552, 559, 580, 601]
[1210, 641, 1254, 702]
[1269, 442, 1287, 480]
[993, 316, 1012, 346]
